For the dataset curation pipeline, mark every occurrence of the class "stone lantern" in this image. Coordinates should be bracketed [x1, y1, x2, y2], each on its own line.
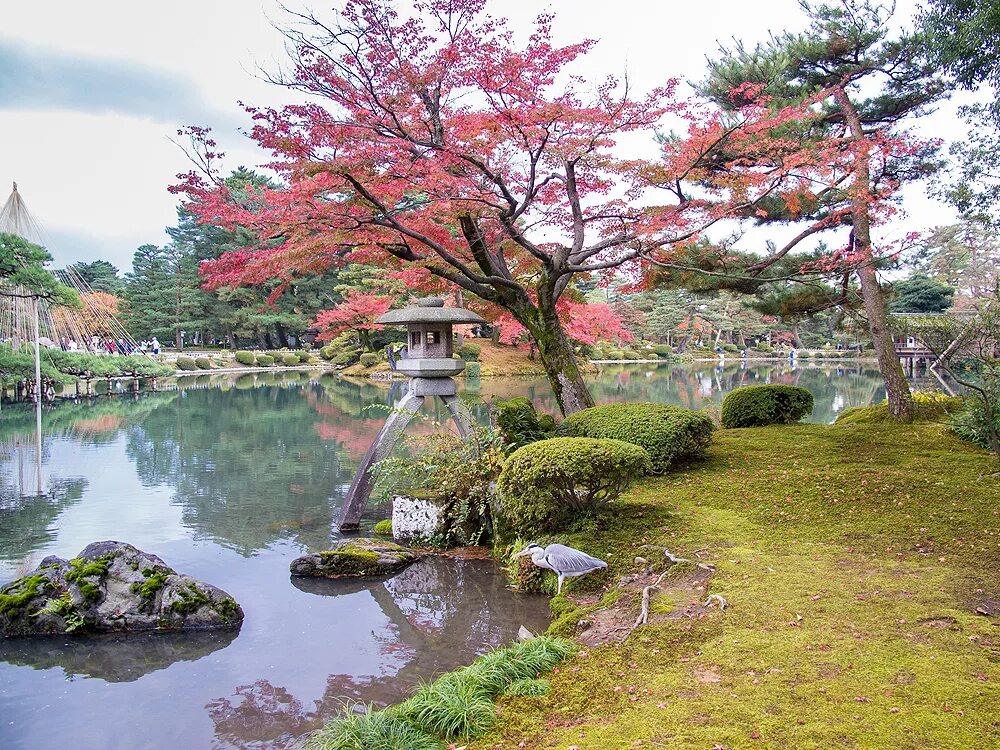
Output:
[338, 297, 485, 531]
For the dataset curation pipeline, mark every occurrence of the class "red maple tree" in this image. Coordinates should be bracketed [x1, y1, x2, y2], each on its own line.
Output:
[313, 290, 393, 349]
[175, 0, 840, 414]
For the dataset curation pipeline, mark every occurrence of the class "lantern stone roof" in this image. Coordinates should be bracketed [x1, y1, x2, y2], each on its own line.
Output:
[375, 297, 486, 326]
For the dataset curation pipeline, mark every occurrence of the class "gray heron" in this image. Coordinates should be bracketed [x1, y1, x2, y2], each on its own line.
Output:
[514, 543, 607, 594]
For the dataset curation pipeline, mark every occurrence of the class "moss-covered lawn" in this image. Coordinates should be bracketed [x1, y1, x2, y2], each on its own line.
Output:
[473, 422, 1000, 749]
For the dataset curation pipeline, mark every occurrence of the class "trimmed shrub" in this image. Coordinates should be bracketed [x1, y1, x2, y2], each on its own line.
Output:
[235, 351, 255, 366]
[296, 351, 312, 362]
[722, 343, 739, 352]
[465, 361, 481, 379]
[255, 354, 275, 367]
[373, 519, 393, 536]
[175, 356, 198, 371]
[653, 344, 672, 358]
[720, 385, 814, 428]
[497, 437, 651, 535]
[458, 342, 481, 361]
[195, 357, 213, 370]
[281, 353, 300, 366]
[755, 343, 774, 353]
[493, 397, 555, 452]
[319, 345, 336, 361]
[360, 352, 379, 368]
[606, 349, 625, 360]
[557, 402, 714, 473]
[334, 352, 358, 366]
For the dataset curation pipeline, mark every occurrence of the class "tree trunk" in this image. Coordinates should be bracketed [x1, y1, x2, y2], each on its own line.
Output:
[835, 86, 913, 421]
[858, 265, 913, 420]
[275, 322, 290, 349]
[524, 304, 594, 415]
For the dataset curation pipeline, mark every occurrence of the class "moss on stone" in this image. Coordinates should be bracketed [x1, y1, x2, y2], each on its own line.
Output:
[65, 553, 115, 602]
[373, 519, 393, 536]
[170, 582, 211, 615]
[0, 574, 52, 616]
[131, 566, 171, 600]
[215, 596, 241, 624]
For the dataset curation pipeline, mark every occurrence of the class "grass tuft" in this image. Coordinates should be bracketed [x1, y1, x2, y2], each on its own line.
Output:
[304, 705, 441, 750]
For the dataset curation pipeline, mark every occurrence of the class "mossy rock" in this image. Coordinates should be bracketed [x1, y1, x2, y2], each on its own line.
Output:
[0, 541, 244, 637]
[289, 538, 422, 578]
[373, 519, 393, 536]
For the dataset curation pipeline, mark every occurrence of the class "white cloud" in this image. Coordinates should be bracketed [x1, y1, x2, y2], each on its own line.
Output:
[0, 0, 968, 274]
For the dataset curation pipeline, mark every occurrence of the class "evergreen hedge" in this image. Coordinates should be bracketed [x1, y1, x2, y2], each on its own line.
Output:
[497, 437, 650, 535]
[557, 402, 714, 473]
[721, 385, 814, 428]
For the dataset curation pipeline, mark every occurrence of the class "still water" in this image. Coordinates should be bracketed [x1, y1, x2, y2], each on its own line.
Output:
[0, 361, 891, 749]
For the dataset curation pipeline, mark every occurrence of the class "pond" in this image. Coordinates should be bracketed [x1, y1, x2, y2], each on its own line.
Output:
[0, 360, 898, 749]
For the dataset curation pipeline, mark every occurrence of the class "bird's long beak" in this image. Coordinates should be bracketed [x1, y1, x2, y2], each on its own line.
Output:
[514, 548, 533, 558]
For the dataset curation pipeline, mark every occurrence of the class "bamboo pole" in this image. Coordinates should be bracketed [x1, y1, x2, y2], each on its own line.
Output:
[32, 295, 43, 495]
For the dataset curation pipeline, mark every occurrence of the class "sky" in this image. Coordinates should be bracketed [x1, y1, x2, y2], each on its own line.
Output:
[0, 0, 973, 274]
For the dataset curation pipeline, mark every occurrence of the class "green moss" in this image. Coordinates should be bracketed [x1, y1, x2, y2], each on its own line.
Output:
[130, 566, 172, 600]
[319, 548, 381, 563]
[469, 422, 1000, 750]
[65, 553, 115, 602]
[0, 574, 52, 615]
[373, 519, 393, 536]
[170, 582, 211, 615]
[215, 596, 241, 623]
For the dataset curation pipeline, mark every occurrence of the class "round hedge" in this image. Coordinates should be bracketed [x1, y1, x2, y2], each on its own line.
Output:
[497, 437, 651, 535]
[175, 356, 198, 371]
[458, 342, 482, 361]
[234, 351, 255, 366]
[195, 357, 213, 370]
[281, 353, 300, 366]
[557, 402, 714, 473]
[255, 354, 275, 367]
[720, 385, 814, 428]
[359, 352, 379, 367]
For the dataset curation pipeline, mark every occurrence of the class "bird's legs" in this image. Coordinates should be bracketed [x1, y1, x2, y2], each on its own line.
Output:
[557, 575, 564, 595]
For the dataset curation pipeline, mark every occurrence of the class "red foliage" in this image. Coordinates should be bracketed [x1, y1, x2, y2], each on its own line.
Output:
[313, 290, 393, 341]
[494, 299, 632, 346]
[173, 0, 836, 304]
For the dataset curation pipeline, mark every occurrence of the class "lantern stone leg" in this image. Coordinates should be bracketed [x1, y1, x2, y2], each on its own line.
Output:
[339, 390, 425, 532]
[440, 394, 474, 439]
[337, 296, 487, 533]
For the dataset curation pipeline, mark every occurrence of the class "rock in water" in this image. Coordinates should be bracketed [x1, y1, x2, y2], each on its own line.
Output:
[0, 541, 243, 638]
[289, 538, 421, 578]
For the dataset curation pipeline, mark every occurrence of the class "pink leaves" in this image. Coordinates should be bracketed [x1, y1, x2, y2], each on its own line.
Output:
[313, 290, 393, 340]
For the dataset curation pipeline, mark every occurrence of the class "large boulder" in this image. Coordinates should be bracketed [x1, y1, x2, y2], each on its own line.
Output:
[0, 541, 243, 638]
[289, 538, 421, 578]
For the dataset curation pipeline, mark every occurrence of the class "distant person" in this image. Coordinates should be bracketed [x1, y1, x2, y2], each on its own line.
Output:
[151, 337, 161, 356]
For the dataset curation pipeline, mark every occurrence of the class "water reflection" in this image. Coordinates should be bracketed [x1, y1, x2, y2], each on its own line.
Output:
[0, 629, 239, 682]
[0, 361, 905, 750]
[208, 558, 549, 750]
[126, 385, 353, 555]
